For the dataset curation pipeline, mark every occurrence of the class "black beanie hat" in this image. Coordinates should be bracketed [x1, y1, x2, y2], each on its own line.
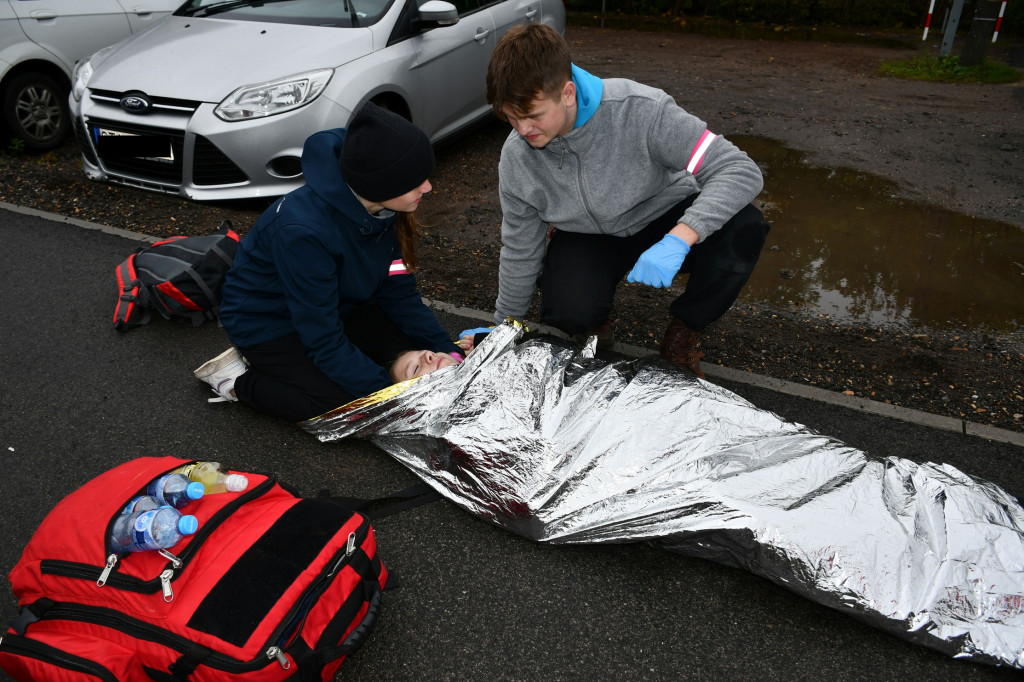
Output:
[340, 102, 435, 202]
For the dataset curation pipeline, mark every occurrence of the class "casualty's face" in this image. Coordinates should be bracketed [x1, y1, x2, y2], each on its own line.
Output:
[503, 83, 576, 149]
[392, 349, 458, 382]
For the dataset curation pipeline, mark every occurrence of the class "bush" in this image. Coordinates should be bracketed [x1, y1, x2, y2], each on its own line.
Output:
[565, 0, 1019, 36]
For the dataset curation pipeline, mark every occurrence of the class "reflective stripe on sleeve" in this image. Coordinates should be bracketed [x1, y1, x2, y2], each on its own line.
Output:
[389, 259, 409, 276]
[686, 130, 717, 174]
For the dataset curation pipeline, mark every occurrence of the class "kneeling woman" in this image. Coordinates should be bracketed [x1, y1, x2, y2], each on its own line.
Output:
[195, 103, 462, 422]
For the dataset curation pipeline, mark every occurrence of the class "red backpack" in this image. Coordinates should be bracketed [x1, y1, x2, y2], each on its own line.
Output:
[0, 456, 387, 681]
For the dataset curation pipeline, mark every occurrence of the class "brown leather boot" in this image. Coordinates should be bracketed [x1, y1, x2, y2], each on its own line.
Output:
[572, 317, 615, 351]
[660, 318, 706, 379]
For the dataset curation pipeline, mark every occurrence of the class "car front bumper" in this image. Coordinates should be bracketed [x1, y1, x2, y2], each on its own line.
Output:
[70, 89, 353, 201]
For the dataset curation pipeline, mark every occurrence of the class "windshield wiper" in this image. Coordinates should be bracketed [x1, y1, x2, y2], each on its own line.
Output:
[181, 0, 297, 18]
[343, 0, 359, 27]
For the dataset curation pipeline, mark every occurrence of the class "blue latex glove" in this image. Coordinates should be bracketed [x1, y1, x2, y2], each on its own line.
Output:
[627, 234, 691, 288]
[458, 327, 493, 352]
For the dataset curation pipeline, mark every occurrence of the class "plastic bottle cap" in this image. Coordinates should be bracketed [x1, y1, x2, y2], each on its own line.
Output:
[178, 515, 199, 535]
[186, 482, 205, 500]
[224, 473, 249, 492]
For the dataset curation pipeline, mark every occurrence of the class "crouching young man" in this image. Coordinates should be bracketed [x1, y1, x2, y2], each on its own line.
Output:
[486, 23, 770, 377]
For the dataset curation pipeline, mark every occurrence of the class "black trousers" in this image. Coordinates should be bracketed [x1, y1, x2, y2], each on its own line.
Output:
[538, 195, 770, 335]
[233, 303, 416, 423]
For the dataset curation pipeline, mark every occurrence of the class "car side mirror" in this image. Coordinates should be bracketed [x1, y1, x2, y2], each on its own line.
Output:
[417, 0, 458, 27]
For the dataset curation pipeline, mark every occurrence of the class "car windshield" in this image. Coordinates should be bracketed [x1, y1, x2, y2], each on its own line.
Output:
[176, 0, 394, 27]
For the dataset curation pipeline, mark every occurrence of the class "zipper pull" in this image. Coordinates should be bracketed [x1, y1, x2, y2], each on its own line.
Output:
[328, 532, 359, 577]
[97, 554, 118, 587]
[266, 646, 291, 670]
[158, 549, 183, 568]
[160, 569, 175, 602]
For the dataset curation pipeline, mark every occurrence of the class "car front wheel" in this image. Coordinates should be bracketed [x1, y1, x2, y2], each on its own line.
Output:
[2, 71, 70, 151]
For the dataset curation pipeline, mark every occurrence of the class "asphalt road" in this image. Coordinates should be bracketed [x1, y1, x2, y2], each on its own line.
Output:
[2, 205, 1023, 681]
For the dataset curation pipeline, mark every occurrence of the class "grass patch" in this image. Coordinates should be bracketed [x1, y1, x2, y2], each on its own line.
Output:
[879, 54, 1022, 83]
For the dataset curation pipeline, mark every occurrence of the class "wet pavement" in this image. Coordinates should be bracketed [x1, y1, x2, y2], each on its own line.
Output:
[1, 205, 1023, 681]
[738, 136, 1024, 334]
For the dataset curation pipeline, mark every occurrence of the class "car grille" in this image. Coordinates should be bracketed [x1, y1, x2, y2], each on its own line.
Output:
[86, 120, 250, 189]
[89, 90, 202, 115]
[88, 119, 184, 184]
[193, 136, 248, 186]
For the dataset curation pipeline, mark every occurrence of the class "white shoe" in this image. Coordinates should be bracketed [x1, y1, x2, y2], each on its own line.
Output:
[193, 347, 247, 402]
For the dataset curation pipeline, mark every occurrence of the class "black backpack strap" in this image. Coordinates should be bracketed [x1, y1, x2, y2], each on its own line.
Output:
[367, 484, 441, 520]
[319, 482, 440, 520]
[203, 229, 236, 326]
[164, 641, 215, 680]
[210, 243, 234, 269]
[8, 598, 56, 635]
[113, 254, 150, 330]
[180, 266, 220, 327]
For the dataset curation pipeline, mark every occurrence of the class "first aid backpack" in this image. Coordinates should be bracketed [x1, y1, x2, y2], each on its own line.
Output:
[114, 222, 240, 331]
[0, 456, 388, 681]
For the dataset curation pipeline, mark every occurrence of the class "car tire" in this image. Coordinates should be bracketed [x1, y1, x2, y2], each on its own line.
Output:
[1, 71, 70, 152]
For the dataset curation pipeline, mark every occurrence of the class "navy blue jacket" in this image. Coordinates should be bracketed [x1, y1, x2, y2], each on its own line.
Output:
[219, 128, 459, 398]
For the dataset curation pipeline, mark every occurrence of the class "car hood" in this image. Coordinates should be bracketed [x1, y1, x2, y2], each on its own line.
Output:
[89, 16, 372, 102]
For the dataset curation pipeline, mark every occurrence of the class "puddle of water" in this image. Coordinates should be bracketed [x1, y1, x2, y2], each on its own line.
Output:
[735, 135, 1024, 334]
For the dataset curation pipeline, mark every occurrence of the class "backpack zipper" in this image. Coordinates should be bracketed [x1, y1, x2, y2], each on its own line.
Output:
[21, 603, 285, 674]
[0, 632, 119, 681]
[266, 520, 370, 668]
[25, 518, 373, 676]
[40, 475, 276, 595]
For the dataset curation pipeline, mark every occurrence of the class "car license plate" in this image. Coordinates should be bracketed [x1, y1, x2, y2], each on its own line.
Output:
[94, 128, 174, 163]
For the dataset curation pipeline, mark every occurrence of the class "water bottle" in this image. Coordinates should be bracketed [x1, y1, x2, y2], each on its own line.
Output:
[146, 473, 205, 509]
[110, 506, 199, 553]
[120, 495, 162, 516]
[172, 461, 248, 495]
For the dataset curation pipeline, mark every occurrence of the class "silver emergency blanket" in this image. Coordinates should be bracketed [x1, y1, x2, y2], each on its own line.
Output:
[303, 321, 1024, 668]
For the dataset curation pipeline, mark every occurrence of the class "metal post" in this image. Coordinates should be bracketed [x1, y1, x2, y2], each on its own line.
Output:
[993, 0, 1008, 42]
[961, 0, 1002, 65]
[923, 0, 937, 39]
[940, 0, 966, 57]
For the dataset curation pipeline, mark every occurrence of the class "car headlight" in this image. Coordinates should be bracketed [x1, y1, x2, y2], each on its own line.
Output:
[215, 69, 334, 121]
[71, 45, 116, 102]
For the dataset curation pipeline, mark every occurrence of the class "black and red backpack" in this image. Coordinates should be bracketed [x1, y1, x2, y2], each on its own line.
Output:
[0, 456, 388, 681]
[114, 222, 240, 330]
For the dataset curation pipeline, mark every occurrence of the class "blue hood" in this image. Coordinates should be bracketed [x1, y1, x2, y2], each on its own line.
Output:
[571, 64, 603, 128]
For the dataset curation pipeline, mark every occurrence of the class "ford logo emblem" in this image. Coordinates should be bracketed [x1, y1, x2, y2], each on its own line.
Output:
[119, 93, 152, 114]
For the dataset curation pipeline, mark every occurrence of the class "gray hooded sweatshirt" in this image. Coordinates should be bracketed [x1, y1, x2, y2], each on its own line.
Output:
[494, 75, 764, 322]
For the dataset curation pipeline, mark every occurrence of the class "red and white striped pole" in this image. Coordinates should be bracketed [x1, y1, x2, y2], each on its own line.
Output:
[923, 0, 937, 40]
[992, 0, 1007, 42]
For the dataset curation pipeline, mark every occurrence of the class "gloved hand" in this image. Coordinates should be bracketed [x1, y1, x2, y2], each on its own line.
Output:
[458, 327, 493, 352]
[460, 326, 492, 338]
[627, 234, 690, 288]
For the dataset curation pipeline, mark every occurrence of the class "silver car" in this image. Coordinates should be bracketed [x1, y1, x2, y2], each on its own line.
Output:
[69, 0, 565, 201]
[0, 0, 180, 151]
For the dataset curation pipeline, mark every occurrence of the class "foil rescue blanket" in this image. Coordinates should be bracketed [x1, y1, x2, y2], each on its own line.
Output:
[303, 322, 1024, 668]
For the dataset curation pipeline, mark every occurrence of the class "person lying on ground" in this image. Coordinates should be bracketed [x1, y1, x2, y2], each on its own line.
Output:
[303, 321, 1024, 670]
[192, 103, 462, 422]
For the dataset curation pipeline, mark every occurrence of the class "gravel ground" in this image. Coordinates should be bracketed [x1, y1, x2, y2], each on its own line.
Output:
[1, 24, 1022, 433]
